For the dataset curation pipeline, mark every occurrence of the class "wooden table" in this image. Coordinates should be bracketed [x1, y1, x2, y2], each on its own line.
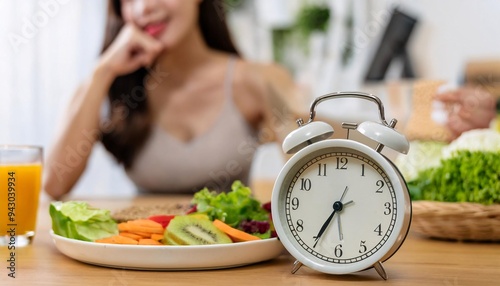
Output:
[2, 195, 500, 286]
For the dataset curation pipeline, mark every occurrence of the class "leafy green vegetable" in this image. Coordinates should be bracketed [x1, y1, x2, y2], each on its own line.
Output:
[408, 151, 500, 204]
[395, 141, 446, 181]
[192, 181, 270, 238]
[50, 201, 118, 241]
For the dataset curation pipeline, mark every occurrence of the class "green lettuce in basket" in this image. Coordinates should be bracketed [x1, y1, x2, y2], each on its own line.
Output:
[50, 201, 118, 241]
[408, 150, 500, 204]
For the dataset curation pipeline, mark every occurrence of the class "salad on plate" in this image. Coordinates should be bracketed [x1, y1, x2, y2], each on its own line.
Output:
[50, 181, 276, 246]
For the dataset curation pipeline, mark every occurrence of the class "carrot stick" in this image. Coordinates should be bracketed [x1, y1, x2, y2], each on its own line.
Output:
[212, 219, 261, 242]
[118, 222, 163, 234]
[127, 219, 163, 228]
[119, 232, 143, 241]
[95, 235, 139, 245]
[138, 239, 162, 245]
[95, 219, 167, 245]
[130, 231, 153, 238]
[94, 236, 116, 244]
[151, 234, 164, 242]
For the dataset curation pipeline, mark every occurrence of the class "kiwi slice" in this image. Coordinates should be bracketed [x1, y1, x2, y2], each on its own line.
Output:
[163, 232, 180, 245]
[165, 216, 232, 245]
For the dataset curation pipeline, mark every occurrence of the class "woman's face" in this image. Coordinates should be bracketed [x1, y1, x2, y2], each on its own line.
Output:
[120, 0, 201, 49]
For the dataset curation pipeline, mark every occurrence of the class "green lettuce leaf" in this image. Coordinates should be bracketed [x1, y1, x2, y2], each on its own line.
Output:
[192, 181, 269, 228]
[50, 201, 118, 241]
[408, 150, 500, 204]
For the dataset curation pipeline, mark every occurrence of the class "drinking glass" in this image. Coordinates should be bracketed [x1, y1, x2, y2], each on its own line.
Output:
[0, 145, 43, 247]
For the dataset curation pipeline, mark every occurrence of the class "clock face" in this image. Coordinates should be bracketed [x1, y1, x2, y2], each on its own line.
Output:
[273, 140, 410, 274]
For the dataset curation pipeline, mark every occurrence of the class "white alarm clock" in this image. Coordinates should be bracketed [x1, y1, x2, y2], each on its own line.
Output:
[271, 92, 411, 280]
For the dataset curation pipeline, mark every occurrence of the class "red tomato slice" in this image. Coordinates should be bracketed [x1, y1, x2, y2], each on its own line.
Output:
[148, 215, 176, 228]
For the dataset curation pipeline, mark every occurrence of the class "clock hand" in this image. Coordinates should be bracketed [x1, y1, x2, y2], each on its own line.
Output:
[313, 208, 336, 248]
[337, 214, 343, 241]
[313, 187, 349, 248]
[337, 200, 353, 241]
[339, 186, 348, 202]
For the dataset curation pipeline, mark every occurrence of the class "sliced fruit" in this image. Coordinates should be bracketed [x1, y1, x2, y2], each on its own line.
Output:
[163, 232, 179, 245]
[213, 219, 261, 242]
[188, 213, 210, 220]
[165, 215, 232, 245]
[148, 215, 176, 228]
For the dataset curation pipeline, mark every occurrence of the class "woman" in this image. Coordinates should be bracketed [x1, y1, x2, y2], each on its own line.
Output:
[44, 0, 305, 199]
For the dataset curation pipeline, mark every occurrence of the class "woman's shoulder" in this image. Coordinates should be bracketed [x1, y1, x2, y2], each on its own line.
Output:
[232, 58, 310, 143]
[237, 59, 292, 82]
[234, 59, 296, 98]
[232, 58, 309, 137]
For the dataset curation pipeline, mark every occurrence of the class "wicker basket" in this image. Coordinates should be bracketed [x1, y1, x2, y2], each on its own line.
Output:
[411, 201, 500, 241]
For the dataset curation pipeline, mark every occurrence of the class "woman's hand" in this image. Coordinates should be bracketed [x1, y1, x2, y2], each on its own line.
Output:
[434, 86, 496, 139]
[98, 23, 164, 77]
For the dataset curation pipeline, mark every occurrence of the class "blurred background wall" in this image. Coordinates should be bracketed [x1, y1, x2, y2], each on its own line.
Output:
[1, 0, 499, 198]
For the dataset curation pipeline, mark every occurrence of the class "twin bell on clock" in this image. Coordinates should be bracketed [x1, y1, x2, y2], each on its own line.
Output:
[271, 91, 412, 280]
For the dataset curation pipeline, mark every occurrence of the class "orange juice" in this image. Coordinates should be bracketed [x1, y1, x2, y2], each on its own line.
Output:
[0, 164, 42, 236]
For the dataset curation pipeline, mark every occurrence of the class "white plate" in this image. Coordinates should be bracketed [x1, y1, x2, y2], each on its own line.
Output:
[50, 231, 285, 270]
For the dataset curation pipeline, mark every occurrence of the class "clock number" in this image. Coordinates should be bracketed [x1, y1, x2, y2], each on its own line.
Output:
[296, 219, 304, 232]
[334, 244, 343, 258]
[375, 180, 384, 193]
[291, 197, 299, 210]
[359, 240, 367, 253]
[317, 163, 327, 176]
[384, 202, 391, 215]
[300, 178, 311, 191]
[336, 157, 348, 170]
[361, 164, 365, 176]
[374, 224, 382, 236]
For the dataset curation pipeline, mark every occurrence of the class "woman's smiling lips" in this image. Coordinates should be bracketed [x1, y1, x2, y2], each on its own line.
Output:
[144, 22, 167, 37]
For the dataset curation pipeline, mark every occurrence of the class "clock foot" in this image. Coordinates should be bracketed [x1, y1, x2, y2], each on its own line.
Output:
[373, 261, 388, 280]
[291, 260, 303, 274]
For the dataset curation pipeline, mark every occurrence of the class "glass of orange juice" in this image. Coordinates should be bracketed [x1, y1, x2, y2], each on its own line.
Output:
[0, 145, 43, 247]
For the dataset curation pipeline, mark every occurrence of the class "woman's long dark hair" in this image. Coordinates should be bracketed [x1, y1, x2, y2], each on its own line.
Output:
[101, 0, 240, 168]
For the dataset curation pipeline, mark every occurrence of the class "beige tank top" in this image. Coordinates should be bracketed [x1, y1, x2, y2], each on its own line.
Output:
[126, 58, 259, 194]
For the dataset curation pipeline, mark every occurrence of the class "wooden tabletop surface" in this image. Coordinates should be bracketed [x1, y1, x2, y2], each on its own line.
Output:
[2, 195, 500, 286]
